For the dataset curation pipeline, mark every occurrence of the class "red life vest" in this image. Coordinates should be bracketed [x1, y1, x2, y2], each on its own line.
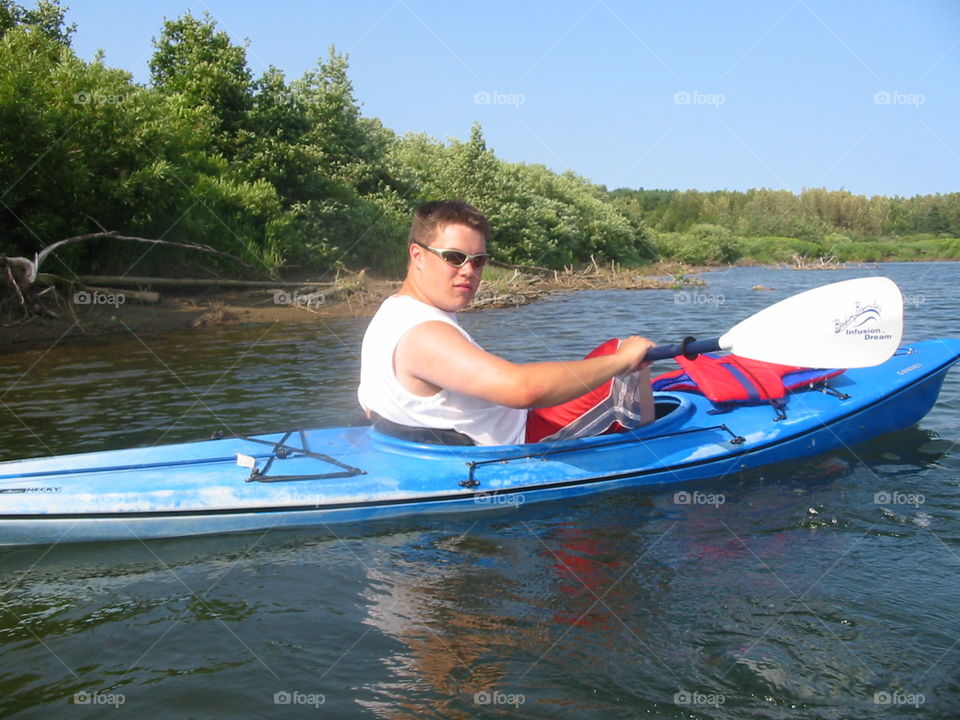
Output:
[652, 354, 844, 411]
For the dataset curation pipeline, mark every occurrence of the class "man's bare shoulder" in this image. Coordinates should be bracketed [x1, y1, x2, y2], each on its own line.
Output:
[400, 319, 471, 354]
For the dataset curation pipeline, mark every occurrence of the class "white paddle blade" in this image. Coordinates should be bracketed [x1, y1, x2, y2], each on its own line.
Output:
[718, 277, 903, 368]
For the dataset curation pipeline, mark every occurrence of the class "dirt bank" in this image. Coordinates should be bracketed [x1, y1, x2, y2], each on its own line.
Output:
[0, 263, 702, 352]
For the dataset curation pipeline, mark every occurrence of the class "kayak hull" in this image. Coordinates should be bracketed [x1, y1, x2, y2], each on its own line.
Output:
[1, 339, 958, 546]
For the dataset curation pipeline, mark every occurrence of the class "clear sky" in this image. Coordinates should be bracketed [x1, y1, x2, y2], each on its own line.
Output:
[62, 0, 959, 197]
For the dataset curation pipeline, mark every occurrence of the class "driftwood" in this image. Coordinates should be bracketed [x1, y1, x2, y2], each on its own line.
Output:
[784, 254, 845, 270]
[1, 231, 257, 321]
[66, 275, 336, 290]
[470, 290, 547, 308]
[488, 259, 555, 276]
[1, 257, 61, 319]
[37, 232, 255, 280]
[82, 286, 161, 304]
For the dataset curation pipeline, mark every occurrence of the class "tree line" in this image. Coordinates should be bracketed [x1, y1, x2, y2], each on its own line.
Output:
[2, 1, 958, 280]
[609, 187, 960, 264]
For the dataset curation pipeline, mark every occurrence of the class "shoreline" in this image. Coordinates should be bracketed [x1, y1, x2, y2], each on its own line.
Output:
[1, 257, 933, 352]
[1, 262, 705, 352]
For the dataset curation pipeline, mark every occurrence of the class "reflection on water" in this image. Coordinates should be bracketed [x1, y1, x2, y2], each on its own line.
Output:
[0, 264, 958, 718]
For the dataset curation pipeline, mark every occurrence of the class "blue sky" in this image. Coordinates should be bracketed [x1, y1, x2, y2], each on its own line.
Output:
[63, 0, 959, 197]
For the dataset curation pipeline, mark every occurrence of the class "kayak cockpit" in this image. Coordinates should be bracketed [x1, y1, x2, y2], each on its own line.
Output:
[366, 393, 695, 456]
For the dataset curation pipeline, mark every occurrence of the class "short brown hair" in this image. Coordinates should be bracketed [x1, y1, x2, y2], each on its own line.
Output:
[408, 200, 490, 246]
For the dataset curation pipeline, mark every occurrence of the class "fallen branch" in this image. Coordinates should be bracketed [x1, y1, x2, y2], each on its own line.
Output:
[81, 286, 161, 304]
[2, 231, 265, 321]
[4, 264, 26, 307]
[470, 290, 548, 308]
[489, 259, 555, 276]
[29, 232, 256, 285]
[64, 275, 336, 290]
[785, 253, 845, 270]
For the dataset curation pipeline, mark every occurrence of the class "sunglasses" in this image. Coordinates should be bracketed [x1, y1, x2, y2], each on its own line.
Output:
[415, 241, 490, 268]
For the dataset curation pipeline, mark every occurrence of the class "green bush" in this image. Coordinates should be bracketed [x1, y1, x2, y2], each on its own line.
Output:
[654, 224, 741, 265]
[738, 236, 826, 263]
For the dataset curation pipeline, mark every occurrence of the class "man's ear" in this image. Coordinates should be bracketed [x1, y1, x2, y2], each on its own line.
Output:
[409, 242, 424, 269]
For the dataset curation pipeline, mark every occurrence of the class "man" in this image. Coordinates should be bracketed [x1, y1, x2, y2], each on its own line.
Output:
[358, 200, 656, 446]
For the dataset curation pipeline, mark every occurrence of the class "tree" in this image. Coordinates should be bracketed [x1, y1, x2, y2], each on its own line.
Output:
[446, 123, 499, 206]
[0, 0, 73, 44]
[236, 65, 322, 205]
[658, 190, 705, 232]
[279, 48, 410, 272]
[149, 12, 253, 152]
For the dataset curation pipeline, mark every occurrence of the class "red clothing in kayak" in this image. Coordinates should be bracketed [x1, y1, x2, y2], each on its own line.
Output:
[526, 339, 647, 443]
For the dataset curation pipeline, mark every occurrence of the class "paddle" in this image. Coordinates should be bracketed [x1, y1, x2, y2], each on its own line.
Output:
[645, 277, 904, 368]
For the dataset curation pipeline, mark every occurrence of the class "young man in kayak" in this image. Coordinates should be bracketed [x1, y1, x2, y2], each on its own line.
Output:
[358, 200, 656, 446]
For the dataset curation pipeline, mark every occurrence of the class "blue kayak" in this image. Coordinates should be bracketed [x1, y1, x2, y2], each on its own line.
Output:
[1, 339, 958, 546]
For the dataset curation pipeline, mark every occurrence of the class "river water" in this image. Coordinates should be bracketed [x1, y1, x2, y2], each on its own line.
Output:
[0, 264, 957, 718]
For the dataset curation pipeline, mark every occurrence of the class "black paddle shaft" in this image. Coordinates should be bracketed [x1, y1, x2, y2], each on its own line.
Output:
[645, 336, 723, 362]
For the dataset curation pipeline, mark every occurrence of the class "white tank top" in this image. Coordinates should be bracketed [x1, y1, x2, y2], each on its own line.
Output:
[358, 295, 527, 446]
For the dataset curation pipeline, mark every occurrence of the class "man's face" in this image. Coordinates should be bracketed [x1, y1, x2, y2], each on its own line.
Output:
[413, 223, 486, 312]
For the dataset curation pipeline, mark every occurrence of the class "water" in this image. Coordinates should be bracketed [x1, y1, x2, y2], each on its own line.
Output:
[0, 264, 958, 718]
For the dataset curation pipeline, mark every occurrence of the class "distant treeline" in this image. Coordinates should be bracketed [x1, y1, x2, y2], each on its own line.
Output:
[609, 187, 960, 264]
[2, 1, 958, 279]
